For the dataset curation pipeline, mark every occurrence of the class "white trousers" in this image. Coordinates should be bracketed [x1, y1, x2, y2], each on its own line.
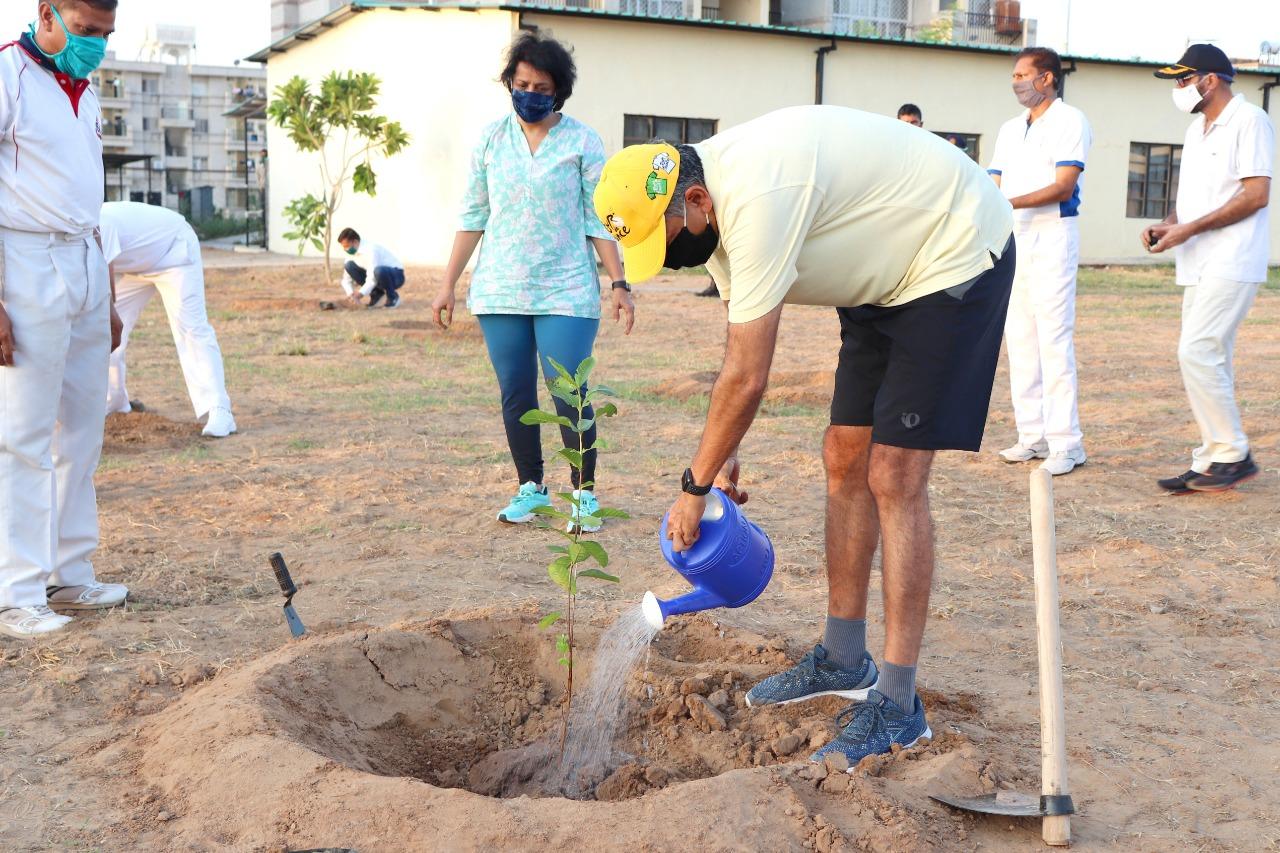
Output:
[106, 243, 231, 419]
[1179, 278, 1259, 473]
[1005, 219, 1083, 453]
[0, 227, 110, 609]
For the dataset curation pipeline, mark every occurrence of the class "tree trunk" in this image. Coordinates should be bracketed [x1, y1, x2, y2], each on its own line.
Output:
[322, 208, 334, 289]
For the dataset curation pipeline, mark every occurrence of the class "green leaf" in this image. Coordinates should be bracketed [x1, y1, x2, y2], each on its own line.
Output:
[558, 657, 570, 667]
[547, 545, 568, 554]
[556, 448, 584, 469]
[594, 507, 630, 519]
[593, 385, 619, 397]
[352, 161, 377, 196]
[531, 505, 570, 520]
[575, 417, 596, 432]
[548, 557, 572, 590]
[567, 543, 587, 565]
[574, 356, 597, 386]
[579, 540, 609, 567]
[547, 376, 581, 406]
[578, 568, 620, 583]
[538, 611, 562, 629]
[546, 357, 575, 384]
[588, 438, 610, 452]
[556, 634, 569, 653]
[574, 516, 602, 531]
[519, 409, 573, 428]
[595, 402, 619, 418]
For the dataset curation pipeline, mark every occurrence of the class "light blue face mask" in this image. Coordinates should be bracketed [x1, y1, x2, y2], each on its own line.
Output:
[29, 4, 108, 80]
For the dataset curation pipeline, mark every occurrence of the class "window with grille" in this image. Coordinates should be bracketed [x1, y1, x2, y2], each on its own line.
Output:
[1127, 142, 1181, 219]
[623, 115, 717, 147]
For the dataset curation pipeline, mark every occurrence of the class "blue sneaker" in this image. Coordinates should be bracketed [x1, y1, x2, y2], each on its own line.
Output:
[810, 690, 932, 768]
[745, 644, 878, 708]
[566, 489, 602, 533]
[497, 482, 550, 524]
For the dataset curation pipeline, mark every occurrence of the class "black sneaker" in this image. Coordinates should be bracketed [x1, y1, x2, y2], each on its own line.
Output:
[384, 290, 400, 309]
[1157, 469, 1202, 494]
[1186, 454, 1259, 492]
[694, 280, 719, 298]
[366, 288, 386, 308]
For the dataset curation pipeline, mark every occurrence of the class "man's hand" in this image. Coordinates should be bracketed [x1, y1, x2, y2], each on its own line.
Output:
[715, 456, 748, 505]
[0, 303, 14, 366]
[1148, 222, 1193, 253]
[432, 284, 455, 330]
[109, 303, 123, 353]
[666, 491, 707, 553]
[611, 287, 635, 335]
[347, 292, 363, 304]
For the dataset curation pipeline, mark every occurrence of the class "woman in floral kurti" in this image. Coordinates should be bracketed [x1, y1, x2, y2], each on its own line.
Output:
[432, 32, 634, 530]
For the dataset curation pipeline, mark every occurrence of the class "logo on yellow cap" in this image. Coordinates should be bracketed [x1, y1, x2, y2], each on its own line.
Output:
[594, 143, 682, 284]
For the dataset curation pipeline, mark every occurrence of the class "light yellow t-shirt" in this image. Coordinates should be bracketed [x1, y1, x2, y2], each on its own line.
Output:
[697, 106, 1014, 324]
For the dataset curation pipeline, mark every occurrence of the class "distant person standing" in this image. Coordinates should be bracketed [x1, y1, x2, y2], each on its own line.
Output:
[989, 47, 1092, 476]
[0, 0, 128, 639]
[431, 32, 634, 532]
[896, 103, 923, 127]
[100, 201, 236, 438]
[337, 228, 406, 308]
[1146, 45, 1272, 494]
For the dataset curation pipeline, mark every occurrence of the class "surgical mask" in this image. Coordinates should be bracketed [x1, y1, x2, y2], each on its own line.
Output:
[511, 89, 555, 123]
[28, 5, 107, 80]
[664, 208, 719, 270]
[1172, 79, 1206, 114]
[1012, 74, 1051, 109]
[345, 245, 358, 255]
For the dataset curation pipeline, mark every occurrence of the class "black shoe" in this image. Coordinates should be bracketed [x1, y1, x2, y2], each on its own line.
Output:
[129, 399, 146, 413]
[694, 280, 719, 298]
[384, 291, 400, 309]
[1157, 469, 1202, 493]
[366, 288, 386, 308]
[1186, 454, 1259, 492]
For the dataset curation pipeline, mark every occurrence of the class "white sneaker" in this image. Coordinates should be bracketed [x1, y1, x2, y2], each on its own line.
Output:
[1040, 447, 1087, 476]
[202, 407, 237, 438]
[0, 605, 73, 639]
[46, 582, 129, 611]
[999, 440, 1049, 463]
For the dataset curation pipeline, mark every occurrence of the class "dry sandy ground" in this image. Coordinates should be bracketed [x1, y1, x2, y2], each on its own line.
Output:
[0, 258, 1277, 852]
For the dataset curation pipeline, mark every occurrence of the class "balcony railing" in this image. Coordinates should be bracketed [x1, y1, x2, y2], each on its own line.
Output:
[913, 9, 1030, 46]
[831, 0, 909, 38]
[102, 123, 129, 138]
[161, 107, 194, 120]
[617, 0, 690, 18]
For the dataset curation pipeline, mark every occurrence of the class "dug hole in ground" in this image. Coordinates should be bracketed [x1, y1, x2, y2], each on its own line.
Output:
[2, 256, 1276, 852]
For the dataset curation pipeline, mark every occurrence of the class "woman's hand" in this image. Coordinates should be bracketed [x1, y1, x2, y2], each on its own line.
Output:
[612, 287, 635, 335]
[432, 283, 456, 330]
[109, 303, 123, 353]
[0, 303, 14, 366]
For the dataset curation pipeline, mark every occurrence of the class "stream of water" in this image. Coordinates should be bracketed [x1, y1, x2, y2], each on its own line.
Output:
[552, 605, 658, 796]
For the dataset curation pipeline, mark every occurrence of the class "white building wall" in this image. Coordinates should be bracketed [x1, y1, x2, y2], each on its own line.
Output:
[262, 8, 1280, 267]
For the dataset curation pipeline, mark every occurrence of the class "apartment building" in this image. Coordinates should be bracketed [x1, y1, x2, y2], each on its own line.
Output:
[272, 0, 346, 41]
[251, 2, 1279, 266]
[97, 26, 269, 222]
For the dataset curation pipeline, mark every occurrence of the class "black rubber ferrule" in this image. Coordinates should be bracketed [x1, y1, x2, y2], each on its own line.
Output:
[1041, 794, 1075, 816]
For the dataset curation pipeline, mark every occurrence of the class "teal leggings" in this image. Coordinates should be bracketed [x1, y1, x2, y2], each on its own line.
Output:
[477, 313, 600, 488]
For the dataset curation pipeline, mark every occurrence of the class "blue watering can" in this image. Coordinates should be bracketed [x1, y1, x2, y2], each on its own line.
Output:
[642, 488, 775, 631]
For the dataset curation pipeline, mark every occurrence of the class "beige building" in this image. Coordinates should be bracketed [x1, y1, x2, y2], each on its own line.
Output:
[250, 2, 1280, 267]
[97, 26, 268, 221]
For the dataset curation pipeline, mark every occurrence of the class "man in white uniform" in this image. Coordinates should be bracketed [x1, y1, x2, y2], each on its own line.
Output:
[988, 47, 1092, 476]
[596, 106, 1014, 768]
[0, 0, 128, 640]
[100, 201, 236, 438]
[1146, 45, 1272, 494]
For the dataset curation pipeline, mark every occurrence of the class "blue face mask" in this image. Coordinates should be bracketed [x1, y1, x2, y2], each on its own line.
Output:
[511, 89, 556, 123]
[29, 5, 107, 80]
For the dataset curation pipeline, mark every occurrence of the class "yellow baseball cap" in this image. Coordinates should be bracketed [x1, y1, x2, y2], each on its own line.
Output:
[594, 143, 680, 284]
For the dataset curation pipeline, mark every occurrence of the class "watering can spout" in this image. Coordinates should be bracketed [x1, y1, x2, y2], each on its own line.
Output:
[642, 588, 727, 631]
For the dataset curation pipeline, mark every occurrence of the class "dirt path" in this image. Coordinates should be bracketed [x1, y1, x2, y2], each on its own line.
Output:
[0, 262, 1276, 852]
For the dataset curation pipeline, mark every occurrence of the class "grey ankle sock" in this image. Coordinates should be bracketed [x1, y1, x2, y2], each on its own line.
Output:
[822, 615, 866, 670]
[878, 662, 917, 711]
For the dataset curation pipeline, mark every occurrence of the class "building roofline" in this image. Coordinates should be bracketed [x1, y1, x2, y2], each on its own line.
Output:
[246, 0, 1280, 79]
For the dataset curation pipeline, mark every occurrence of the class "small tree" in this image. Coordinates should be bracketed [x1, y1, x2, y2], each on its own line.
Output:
[267, 72, 410, 287]
[520, 357, 628, 755]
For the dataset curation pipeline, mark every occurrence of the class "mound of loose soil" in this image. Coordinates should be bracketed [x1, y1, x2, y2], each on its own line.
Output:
[651, 370, 834, 408]
[386, 318, 485, 342]
[107, 608, 1028, 852]
[103, 411, 201, 454]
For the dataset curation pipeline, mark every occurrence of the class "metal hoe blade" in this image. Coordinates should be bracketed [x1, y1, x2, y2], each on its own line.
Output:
[930, 790, 1074, 818]
[282, 602, 306, 638]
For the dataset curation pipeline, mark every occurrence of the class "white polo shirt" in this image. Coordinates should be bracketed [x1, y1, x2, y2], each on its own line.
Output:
[1174, 93, 1275, 286]
[697, 106, 1014, 324]
[988, 98, 1092, 227]
[100, 202, 197, 274]
[0, 38, 104, 236]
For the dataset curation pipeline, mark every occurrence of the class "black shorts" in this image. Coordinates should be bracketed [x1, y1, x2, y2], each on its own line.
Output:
[831, 238, 1015, 451]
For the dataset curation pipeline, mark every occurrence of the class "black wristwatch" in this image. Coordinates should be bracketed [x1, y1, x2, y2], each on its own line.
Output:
[682, 467, 712, 496]
[611, 280, 631, 292]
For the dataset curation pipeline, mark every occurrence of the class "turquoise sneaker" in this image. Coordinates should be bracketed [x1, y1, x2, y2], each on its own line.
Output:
[566, 489, 602, 533]
[497, 482, 550, 524]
